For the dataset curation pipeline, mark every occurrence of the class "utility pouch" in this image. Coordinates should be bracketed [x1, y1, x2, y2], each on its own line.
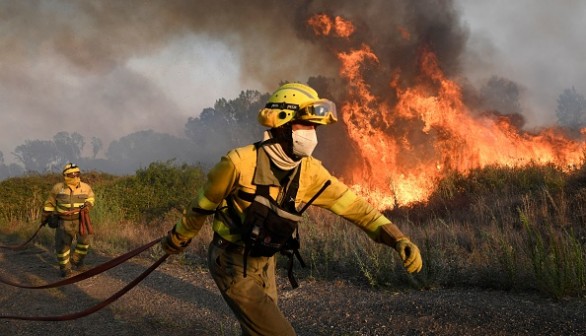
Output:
[242, 192, 302, 258]
[239, 179, 331, 288]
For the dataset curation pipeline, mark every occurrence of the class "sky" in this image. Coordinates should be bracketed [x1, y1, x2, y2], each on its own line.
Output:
[0, 0, 585, 164]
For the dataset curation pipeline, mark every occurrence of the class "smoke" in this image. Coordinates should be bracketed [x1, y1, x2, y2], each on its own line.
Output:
[0, 0, 337, 163]
[0, 0, 583, 168]
[458, 0, 586, 126]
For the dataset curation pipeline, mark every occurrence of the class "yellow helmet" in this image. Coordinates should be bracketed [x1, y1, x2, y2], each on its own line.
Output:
[258, 83, 338, 128]
[62, 162, 80, 176]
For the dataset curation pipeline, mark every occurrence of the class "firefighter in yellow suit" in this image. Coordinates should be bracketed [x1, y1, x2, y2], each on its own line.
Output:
[42, 163, 95, 277]
[161, 83, 423, 336]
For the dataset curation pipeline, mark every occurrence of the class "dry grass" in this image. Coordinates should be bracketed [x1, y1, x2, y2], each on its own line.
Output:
[1, 163, 585, 299]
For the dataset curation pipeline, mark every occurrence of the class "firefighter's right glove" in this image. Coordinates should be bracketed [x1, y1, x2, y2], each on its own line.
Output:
[394, 237, 423, 273]
[161, 227, 192, 254]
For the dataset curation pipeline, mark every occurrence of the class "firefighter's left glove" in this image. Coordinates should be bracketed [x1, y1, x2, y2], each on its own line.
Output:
[395, 237, 423, 273]
[161, 227, 192, 254]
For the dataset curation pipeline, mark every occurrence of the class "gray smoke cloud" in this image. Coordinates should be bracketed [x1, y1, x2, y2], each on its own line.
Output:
[0, 0, 584, 165]
[0, 0, 337, 163]
[458, 1, 586, 127]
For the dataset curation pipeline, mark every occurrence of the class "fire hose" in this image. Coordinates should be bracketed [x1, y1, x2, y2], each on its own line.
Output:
[0, 222, 45, 251]
[0, 238, 169, 321]
[79, 204, 94, 235]
[0, 206, 93, 251]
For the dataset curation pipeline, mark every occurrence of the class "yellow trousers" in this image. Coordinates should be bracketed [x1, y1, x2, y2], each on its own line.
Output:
[208, 241, 296, 336]
[55, 219, 92, 269]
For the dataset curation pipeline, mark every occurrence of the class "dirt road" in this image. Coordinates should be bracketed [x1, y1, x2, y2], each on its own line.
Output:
[1, 243, 585, 336]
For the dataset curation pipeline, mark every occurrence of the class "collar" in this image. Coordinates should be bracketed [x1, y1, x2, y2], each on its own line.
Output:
[260, 130, 300, 171]
[253, 145, 301, 187]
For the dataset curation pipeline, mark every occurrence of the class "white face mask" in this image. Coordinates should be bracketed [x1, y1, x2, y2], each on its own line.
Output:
[292, 128, 318, 158]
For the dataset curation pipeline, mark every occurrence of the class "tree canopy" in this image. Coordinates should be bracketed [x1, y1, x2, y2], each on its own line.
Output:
[556, 86, 586, 131]
[184, 89, 269, 161]
[479, 76, 522, 117]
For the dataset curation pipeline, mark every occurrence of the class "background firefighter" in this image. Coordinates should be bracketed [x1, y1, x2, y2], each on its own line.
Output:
[42, 163, 95, 277]
[161, 83, 423, 336]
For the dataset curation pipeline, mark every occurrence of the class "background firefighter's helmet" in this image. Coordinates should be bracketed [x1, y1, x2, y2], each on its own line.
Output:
[62, 162, 81, 187]
[258, 83, 338, 128]
[62, 162, 80, 176]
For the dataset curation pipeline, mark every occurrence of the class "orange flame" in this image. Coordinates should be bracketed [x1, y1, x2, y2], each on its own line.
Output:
[334, 16, 355, 38]
[308, 14, 332, 36]
[308, 14, 355, 38]
[309, 14, 586, 210]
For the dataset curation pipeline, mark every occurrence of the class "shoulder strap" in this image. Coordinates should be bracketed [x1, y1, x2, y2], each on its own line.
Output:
[255, 184, 271, 197]
[280, 166, 302, 213]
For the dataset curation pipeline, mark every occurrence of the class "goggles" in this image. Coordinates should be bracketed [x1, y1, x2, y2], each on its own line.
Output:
[265, 99, 338, 124]
[65, 172, 80, 178]
[296, 99, 338, 124]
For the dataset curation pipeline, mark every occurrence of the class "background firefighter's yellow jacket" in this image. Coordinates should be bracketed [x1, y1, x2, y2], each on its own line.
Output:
[43, 182, 95, 220]
[176, 144, 400, 245]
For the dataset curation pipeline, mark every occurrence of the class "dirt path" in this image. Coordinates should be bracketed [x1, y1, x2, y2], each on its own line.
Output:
[1, 242, 585, 336]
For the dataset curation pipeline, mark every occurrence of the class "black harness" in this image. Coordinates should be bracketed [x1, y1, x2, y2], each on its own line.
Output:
[241, 168, 305, 287]
[216, 144, 330, 288]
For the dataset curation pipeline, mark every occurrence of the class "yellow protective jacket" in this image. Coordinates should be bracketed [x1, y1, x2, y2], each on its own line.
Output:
[176, 144, 404, 246]
[43, 182, 95, 220]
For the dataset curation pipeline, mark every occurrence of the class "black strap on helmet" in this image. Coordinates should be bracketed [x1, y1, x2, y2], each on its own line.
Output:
[265, 102, 300, 111]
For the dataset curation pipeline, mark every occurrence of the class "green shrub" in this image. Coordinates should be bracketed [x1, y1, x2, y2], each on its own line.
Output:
[0, 173, 68, 224]
[0, 162, 205, 226]
[96, 161, 206, 223]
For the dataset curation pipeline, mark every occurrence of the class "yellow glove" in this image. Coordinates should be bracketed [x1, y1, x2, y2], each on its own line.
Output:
[160, 227, 192, 254]
[394, 237, 423, 273]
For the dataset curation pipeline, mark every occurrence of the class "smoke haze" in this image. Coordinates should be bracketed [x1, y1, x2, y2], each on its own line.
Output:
[0, 0, 584, 167]
[458, 1, 586, 126]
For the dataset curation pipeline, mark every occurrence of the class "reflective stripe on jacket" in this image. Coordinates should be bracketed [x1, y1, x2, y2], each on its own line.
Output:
[176, 144, 391, 244]
[43, 182, 95, 220]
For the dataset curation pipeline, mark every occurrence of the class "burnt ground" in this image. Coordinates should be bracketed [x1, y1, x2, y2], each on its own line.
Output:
[1, 241, 585, 336]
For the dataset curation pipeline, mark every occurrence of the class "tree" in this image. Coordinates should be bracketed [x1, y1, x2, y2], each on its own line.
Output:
[184, 90, 268, 162]
[53, 131, 85, 166]
[13, 140, 59, 172]
[479, 76, 522, 116]
[105, 130, 200, 174]
[91, 137, 103, 159]
[10, 132, 85, 173]
[556, 86, 586, 131]
[0, 162, 24, 181]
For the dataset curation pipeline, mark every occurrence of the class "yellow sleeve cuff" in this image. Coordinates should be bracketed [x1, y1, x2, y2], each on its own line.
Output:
[364, 215, 392, 239]
[175, 219, 197, 239]
[197, 189, 219, 211]
[367, 215, 391, 231]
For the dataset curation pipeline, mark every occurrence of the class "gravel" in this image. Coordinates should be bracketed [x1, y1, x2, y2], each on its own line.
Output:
[1, 244, 585, 336]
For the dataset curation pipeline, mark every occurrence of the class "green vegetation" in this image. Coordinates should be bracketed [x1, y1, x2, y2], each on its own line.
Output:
[1, 161, 585, 299]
